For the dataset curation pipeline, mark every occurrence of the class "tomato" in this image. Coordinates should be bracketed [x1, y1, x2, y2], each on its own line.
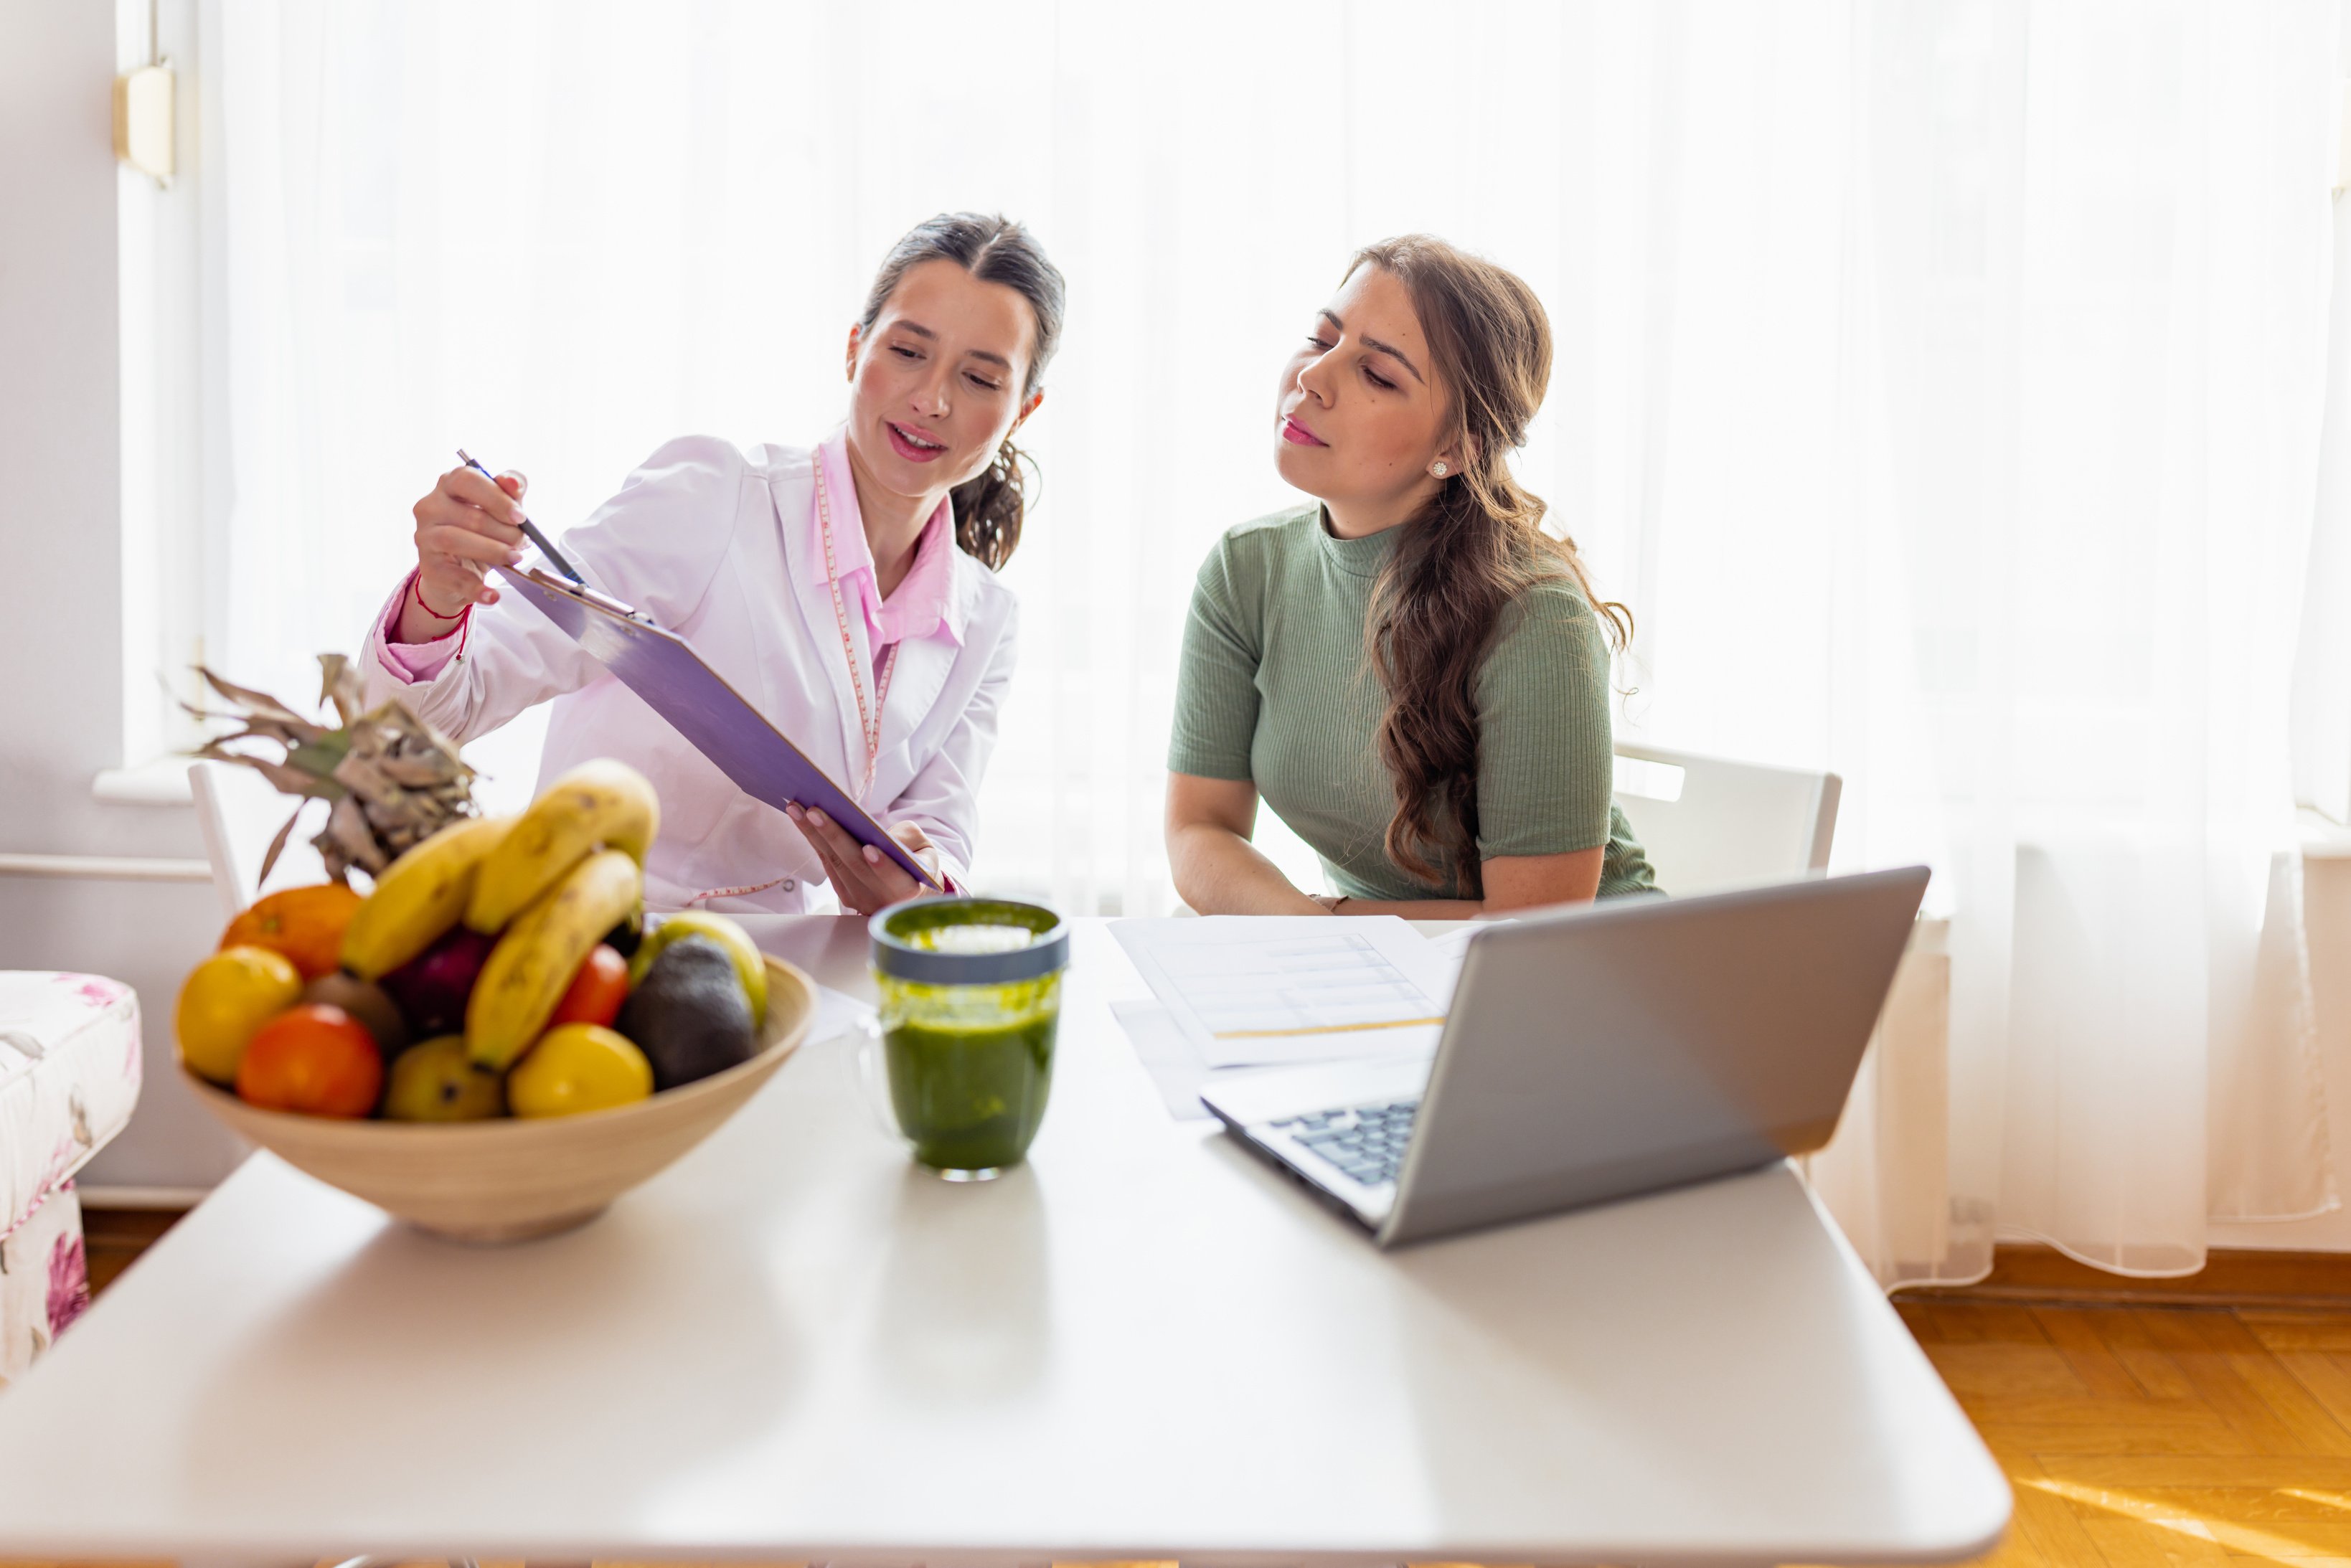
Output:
[235, 1004, 383, 1118]
[547, 943, 630, 1029]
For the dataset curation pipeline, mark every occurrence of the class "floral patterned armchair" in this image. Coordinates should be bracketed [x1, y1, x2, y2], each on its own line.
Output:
[0, 973, 143, 1388]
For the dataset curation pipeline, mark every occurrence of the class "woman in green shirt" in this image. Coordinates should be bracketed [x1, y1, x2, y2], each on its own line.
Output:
[1166, 235, 1657, 916]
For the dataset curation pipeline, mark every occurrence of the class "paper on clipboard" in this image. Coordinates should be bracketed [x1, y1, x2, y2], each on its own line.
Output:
[494, 564, 943, 891]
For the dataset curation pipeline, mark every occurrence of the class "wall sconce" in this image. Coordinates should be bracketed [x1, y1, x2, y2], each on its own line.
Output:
[114, 62, 174, 188]
[2337, 80, 2351, 196]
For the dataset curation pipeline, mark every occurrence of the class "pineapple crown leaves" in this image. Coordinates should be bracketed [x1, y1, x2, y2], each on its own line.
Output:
[182, 654, 480, 885]
[318, 652, 366, 728]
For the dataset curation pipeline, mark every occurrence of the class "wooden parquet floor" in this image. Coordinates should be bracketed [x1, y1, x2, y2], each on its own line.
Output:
[1894, 1298, 2351, 1567]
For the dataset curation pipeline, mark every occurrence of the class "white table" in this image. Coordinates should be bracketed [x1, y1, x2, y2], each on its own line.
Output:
[0, 917, 2008, 1566]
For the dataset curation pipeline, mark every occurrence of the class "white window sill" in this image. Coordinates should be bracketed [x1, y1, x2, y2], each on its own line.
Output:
[91, 756, 194, 806]
[2304, 808, 2351, 860]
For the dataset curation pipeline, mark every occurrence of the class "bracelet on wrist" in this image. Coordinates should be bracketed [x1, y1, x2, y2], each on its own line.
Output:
[410, 575, 469, 622]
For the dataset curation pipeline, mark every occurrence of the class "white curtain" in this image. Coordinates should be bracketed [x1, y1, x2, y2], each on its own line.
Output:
[1682, 0, 2340, 1281]
[203, 0, 2339, 1280]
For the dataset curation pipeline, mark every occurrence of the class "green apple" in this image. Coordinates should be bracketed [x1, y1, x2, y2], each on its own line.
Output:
[382, 1036, 504, 1122]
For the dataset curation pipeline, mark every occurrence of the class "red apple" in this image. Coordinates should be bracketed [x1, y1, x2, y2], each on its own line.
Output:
[380, 925, 496, 1038]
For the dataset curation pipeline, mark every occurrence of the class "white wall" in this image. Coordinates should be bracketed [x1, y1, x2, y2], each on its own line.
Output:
[0, 0, 245, 1192]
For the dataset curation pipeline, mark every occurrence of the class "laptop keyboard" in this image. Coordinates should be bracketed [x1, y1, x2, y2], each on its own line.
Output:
[1272, 1100, 1421, 1189]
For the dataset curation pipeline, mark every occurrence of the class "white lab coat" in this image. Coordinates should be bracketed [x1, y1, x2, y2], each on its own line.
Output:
[361, 435, 1019, 914]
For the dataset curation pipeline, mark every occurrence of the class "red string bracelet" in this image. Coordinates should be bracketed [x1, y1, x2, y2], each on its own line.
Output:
[410, 574, 470, 622]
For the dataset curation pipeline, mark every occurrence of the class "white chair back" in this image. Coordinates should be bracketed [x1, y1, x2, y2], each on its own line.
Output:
[1611, 743, 1841, 894]
[188, 759, 332, 919]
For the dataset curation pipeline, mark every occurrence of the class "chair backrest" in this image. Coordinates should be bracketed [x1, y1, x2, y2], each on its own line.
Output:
[188, 759, 332, 919]
[1611, 743, 1841, 895]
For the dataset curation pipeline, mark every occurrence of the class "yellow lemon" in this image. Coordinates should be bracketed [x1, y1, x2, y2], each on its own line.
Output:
[507, 1023, 654, 1118]
[176, 945, 303, 1085]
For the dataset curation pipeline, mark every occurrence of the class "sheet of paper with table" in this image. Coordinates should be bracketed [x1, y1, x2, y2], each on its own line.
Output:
[1109, 917, 1469, 1118]
[1113, 916, 1456, 1066]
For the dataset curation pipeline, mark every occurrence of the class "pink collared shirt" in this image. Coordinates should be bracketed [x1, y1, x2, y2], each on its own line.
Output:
[812, 429, 964, 675]
[382, 428, 964, 684]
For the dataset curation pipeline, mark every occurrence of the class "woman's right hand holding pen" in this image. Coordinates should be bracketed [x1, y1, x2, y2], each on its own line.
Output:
[397, 463, 530, 644]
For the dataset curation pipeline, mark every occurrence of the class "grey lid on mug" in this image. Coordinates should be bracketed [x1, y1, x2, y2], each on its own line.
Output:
[869, 896, 1070, 985]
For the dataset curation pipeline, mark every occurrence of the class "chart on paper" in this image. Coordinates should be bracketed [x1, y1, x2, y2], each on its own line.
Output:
[1169, 932, 1437, 1036]
[1111, 916, 1452, 1068]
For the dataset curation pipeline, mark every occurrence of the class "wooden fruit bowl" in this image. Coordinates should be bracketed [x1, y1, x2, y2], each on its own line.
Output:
[184, 955, 814, 1243]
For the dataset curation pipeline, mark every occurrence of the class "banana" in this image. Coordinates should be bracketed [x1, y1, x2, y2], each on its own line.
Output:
[465, 759, 659, 933]
[466, 848, 644, 1071]
[339, 815, 515, 981]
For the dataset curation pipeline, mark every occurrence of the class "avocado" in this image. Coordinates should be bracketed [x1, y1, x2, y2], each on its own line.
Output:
[616, 934, 756, 1090]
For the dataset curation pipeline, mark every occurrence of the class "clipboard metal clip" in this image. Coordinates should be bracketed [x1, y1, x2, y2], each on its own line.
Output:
[522, 565, 656, 626]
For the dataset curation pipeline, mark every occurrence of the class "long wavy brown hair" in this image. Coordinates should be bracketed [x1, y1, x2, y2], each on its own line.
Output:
[1355, 235, 1631, 897]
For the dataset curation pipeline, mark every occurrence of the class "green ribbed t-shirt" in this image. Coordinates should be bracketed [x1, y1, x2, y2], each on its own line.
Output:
[1168, 505, 1658, 902]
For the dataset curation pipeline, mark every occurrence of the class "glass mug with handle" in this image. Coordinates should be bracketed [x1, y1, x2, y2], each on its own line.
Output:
[849, 897, 1069, 1180]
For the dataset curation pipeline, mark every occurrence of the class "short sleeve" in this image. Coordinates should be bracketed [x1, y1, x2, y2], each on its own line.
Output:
[1166, 537, 1262, 781]
[1474, 582, 1616, 859]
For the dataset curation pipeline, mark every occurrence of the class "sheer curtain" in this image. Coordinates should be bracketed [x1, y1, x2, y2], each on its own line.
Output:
[202, 0, 2339, 1279]
[1678, 0, 2340, 1280]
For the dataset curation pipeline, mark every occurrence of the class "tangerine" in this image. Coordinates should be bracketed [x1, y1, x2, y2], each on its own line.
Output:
[235, 1003, 383, 1118]
[220, 883, 365, 981]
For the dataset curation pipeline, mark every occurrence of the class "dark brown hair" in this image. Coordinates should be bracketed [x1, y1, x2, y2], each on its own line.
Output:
[858, 212, 1065, 570]
[1354, 235, 1632, 897]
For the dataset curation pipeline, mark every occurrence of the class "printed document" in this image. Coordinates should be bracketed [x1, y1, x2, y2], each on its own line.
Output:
[1111, 916, 1454, 1067]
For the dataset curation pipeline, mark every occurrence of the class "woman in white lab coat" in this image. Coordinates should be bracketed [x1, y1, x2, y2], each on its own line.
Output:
[360, 212, 1063, 915]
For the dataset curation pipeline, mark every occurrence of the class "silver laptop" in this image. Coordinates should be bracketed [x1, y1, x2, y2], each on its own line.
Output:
[1201, 866, 1930, 1247]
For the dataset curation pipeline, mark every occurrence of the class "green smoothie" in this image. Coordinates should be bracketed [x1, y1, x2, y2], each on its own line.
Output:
[880, 973, 1060, 1172]
[870, 899, 1068, 1176]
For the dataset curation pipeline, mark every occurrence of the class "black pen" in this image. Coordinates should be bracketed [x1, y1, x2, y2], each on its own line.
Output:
[456, 448, 584, 583]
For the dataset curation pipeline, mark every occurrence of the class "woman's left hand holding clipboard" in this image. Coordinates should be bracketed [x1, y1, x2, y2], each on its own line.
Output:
[788, 806, 941, 915]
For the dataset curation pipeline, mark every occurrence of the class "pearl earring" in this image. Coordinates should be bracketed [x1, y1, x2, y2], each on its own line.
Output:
[1432, 461, 1448, 477]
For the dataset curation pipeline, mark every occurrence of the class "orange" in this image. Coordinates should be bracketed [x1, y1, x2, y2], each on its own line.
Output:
[176, 945, 304, 1085]
[220, 882, 365, 981]
[235, 1004, 383, 1118]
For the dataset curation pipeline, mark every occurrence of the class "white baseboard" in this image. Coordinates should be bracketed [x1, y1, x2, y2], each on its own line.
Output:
[75, 1184, 206, 1210]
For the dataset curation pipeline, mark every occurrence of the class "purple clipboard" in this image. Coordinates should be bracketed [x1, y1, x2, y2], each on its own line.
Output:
[494, 564, 943, 892]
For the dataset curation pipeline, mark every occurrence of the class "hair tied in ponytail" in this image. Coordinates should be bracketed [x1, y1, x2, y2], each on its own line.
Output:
[948, 436, 1037, 572]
